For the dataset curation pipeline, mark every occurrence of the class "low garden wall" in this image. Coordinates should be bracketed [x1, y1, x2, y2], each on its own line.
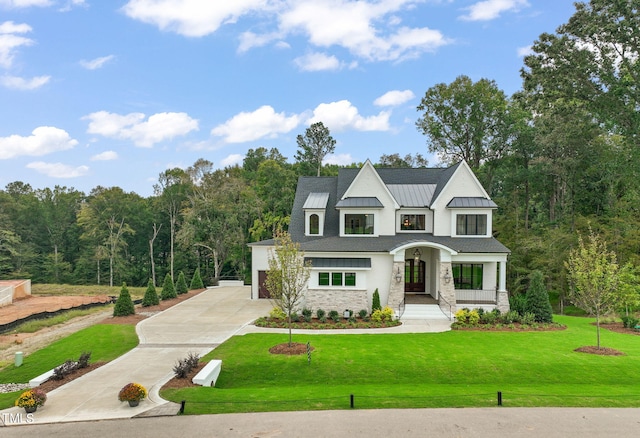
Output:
[304, 288, 369, 314]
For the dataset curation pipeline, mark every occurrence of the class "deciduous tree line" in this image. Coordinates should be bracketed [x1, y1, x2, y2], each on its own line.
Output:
[1, 1, 639, 313]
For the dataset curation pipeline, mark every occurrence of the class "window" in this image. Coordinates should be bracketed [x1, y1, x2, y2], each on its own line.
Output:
[400, 214, 426, 231]
[456, 214, 487, 235]
[452, 264, 483, 289]
[345, 214, 374, 235]
[309, 214, 320, 235]
[318, 272, 356, 287]
[319, 272, 330, 286]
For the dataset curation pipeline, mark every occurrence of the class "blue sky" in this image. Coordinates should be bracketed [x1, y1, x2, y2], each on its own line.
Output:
[0, 0, 576, 197]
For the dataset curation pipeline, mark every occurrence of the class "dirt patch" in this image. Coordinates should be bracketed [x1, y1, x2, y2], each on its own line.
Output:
[269, 342, 312, 355]
[574, 346, 625, 356]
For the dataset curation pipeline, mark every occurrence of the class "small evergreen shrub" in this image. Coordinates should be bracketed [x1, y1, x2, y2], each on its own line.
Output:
[521, 312, 536, 325]
[302, 308, 313, 323]
[113, 282, 135, 317]
[479, 311, 497, 325]
[621, 315, 639, 328]
[142, 278, 159, 307]
[161, 273, 177, 300]
[190, 267, 205, 289]
[329, 310, 340, 322]
[525, 270, 553, 323]
[501, 310, 520, 324]
[316, 309, 326, 320]
[372, 288, 382, 312]
[358, 309, 368, 319]
[269, 307, 286, 320]
[176, 271, 188, 295]
[371, 306, 395, 323]
[509, 293, 527, 317]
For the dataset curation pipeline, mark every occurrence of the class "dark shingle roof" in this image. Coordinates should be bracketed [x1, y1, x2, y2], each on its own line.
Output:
[447, 197, 498, 208]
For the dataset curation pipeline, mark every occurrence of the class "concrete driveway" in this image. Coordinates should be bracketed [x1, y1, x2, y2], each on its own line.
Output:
[1, 285, 272, 425]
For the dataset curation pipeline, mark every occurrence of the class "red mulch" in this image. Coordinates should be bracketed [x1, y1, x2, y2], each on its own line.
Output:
[269, 342, 313, 355]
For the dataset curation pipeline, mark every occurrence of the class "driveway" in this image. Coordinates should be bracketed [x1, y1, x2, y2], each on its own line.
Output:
[1, 285, 272, 425]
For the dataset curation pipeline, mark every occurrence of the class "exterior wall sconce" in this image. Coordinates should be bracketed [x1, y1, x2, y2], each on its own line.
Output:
[395, 266, 403, 283]
[443, 267, 452, 284]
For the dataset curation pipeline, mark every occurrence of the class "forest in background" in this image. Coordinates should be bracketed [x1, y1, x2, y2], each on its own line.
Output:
[1, 1, 639, 307]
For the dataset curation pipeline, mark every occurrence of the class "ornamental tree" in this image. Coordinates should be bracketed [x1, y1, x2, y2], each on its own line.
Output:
[265, 230, 311, 347]
[565, 228, 620, 349]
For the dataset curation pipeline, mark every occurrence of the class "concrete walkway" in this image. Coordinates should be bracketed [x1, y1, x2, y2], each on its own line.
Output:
[1, 285, 451, 426]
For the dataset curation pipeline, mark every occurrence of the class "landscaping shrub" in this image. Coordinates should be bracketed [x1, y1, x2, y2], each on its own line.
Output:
[316, 309, 327, 323]
[77, 351, 91, 369]
[142, 278, 159, 307]
[621, 315, 639, 328]
[525, 270, 554, 323]
[372, 288, 382, 312]
[501, 310, 521, 324]
[161, 273, 177, 300]
[173, 352, 200, 378]
[371, 306, 395, 323]
[269, 307, 286, 320]
[176, 271, 189, 295]
[113, 282, 135, 317]
[521, 312, 536, 325]
[509, 293, 527, 316]
[53, 360, 78, 380]
[454, 308, 479, 325]
[302, 308, 313, 323]
[329, 310, 341, 322]
[358, 309, 368, 319]
[190, 267, 205, 289]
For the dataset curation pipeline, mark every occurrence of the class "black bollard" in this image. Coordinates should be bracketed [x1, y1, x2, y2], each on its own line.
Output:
[350, 394, 354, 409]
[179, 400, 186, 414]
[497, 391, 502, 406]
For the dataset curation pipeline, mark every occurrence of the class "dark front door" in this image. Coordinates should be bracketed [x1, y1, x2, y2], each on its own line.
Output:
[258, 271, 270, 298]
[405, 260, 425, 292]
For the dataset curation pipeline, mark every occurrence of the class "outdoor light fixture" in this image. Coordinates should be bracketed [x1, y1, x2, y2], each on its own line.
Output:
[395, 266, 402, 283]
[443, 267, 452, 284]
[413, 248, 421, 265]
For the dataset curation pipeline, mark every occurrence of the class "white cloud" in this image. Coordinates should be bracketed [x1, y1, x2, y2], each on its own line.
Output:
[83, 110, 199, 147]
[211, 105, 301, 143]
[374, 89, 415, 107]
[220, 153, 244, 167]
[309, 100, 390, 132]
[294, 52, 342, 72]
[278, 1, 449, 62]
[26, 161, 89, 178]
[517, 45, 533, 57]
[0, 0, 52, 7]
[0, 126, 78, 159]
[0, 21, 34, 68]
[121, 0, 268, 38]
[80, 55, 115, 70]
[0, 74, 49, 89]
[323, 153, 353, 166]
[122, 1, 450, 63]
[459, 0, 529, 22]
[91, 150, 118, 161]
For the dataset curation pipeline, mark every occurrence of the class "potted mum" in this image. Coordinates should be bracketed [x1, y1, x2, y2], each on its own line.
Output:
[15, 388, 47, 413]
[118, 382, 147, 407]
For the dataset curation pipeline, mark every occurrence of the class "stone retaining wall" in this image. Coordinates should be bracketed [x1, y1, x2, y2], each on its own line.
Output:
[304, 289, 369, 313]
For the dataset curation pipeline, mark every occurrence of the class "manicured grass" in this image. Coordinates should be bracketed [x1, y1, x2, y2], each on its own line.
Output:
[161, 315, 640, 413]
[0, 324, 138, 408]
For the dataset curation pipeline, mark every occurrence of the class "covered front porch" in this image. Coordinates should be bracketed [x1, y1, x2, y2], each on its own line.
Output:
[388, 242, 509, 318]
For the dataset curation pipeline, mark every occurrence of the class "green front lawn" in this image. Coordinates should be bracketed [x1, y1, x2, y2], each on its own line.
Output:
[0, 324, 138, 408]
[162, 315, 640, 413]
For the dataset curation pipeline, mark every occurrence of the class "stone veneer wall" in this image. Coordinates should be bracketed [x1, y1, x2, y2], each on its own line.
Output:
[438, 261, 456, 314]
[387, 261, 405, 310]
[496, 290, 510, 313]
[304, 289, 369, 313]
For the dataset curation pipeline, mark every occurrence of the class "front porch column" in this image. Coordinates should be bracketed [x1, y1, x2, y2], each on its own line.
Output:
[439, 261, 456, 314]
[497, 260, 510, 313]
[387, 261, 405, 310]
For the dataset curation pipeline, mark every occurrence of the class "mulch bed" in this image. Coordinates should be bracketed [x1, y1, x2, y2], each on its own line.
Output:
[453, 323, 566, 332]
[574, 346, 625, 356]
[599, 322, 640, 336]
[37, 362, 106, 392]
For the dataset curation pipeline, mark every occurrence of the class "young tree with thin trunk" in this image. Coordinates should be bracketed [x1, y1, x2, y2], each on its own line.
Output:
[265, 231, 311, 347]
[565, 228, 620, 349]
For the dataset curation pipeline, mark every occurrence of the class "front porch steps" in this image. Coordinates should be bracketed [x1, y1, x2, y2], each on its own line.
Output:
[401, 304, 451, 321]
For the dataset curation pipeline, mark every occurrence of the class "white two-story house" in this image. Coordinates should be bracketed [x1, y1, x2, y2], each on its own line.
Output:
[250, 160, 510, 316]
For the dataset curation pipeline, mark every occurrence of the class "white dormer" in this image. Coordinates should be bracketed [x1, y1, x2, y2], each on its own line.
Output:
[303, 192, 329, 236]
[338, 160, 399, 236]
